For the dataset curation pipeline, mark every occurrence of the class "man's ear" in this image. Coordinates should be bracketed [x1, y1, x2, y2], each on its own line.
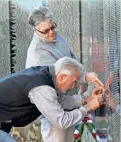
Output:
[56, 74, 67, 83]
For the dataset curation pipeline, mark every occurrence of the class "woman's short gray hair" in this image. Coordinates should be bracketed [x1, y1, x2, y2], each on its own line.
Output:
[28, 6, 53, 27]
[54, 57, 84, 75]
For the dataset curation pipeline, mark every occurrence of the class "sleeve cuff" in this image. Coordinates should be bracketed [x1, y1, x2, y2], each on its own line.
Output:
[79, 106, 87, 116]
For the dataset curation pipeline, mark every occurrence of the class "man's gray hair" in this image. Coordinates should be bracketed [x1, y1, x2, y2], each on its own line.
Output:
[28, 6, 53, 27]
[54, 57, 84, 75]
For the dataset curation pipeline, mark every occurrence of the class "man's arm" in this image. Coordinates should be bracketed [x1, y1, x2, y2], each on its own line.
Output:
[58, 94, 82, 110]
[29, 85, 87, 129]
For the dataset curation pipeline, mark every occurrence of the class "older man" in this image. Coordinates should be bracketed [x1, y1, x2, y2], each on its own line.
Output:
[26, 6, 104, 142]
[0, 57, 103, 142]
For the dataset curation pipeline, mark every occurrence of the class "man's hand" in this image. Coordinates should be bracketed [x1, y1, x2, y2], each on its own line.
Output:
[85, 72, 104, 89]
[83, 88, 103, 112]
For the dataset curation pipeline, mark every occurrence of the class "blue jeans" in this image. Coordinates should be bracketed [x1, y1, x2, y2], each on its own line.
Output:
[0, 130, 16, 142]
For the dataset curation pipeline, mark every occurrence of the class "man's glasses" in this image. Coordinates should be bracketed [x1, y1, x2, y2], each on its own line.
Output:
[35, 23, 57, 34]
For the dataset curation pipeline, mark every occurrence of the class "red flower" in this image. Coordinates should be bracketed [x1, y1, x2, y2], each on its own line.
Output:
[74, 133, 80, 139]
[82, 117, 89, 122]
[92, 132, 96, 138]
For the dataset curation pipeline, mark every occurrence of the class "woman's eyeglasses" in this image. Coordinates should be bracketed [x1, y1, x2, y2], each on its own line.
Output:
[35, 23, 57, 34]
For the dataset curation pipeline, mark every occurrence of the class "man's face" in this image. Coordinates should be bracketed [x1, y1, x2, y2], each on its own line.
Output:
[56, 71, 80, 93]
[35, 19, 56, 40]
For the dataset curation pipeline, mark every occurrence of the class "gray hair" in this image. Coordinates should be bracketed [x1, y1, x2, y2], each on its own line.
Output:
[54, 57, 84, 76]
[28, 6, 53, 27]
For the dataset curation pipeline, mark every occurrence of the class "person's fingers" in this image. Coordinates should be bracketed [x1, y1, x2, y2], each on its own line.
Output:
[86, 73, 104, 89]
[94, 78, 104, 88]
[91, 101, 99, 110]
[99, 101, 104, 105]
[95, 95, 104, 106]
[93, 87, 102, 92]
[92, 72, 98, 77]
[95, 84, 104, 90]
[98, 97, 104, 105]
[92, 87, 103, 95]
[98, 95, 103, 101]
[95, 100, 101, 108]
[91, 81, 104, 89]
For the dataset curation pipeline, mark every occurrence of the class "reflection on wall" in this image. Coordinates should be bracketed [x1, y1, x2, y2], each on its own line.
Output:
[81, 0, 120, 141]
